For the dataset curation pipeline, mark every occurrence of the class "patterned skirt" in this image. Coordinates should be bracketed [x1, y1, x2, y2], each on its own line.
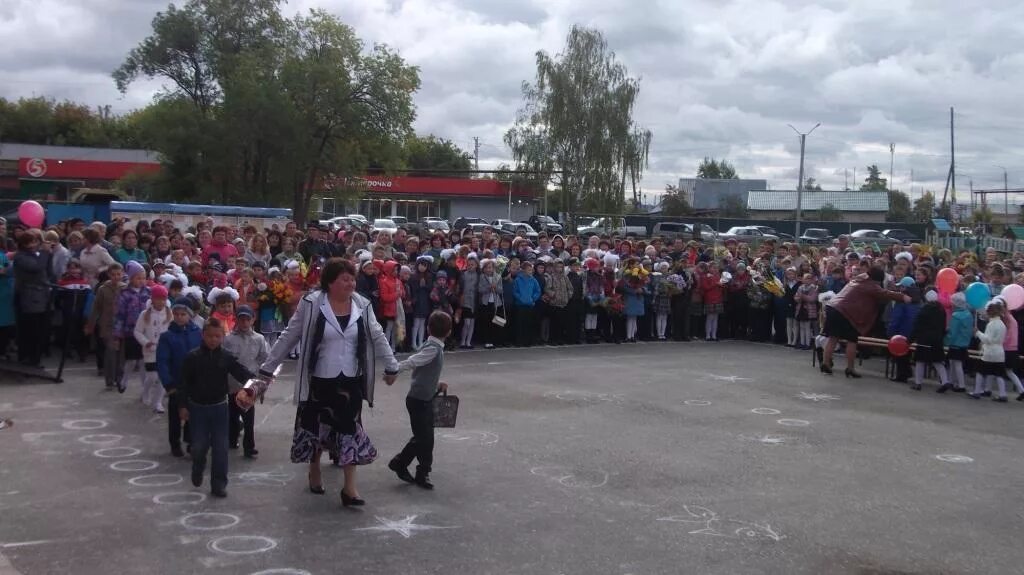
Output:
[704, 302, 724, 315]
[290, 374, 377, 466]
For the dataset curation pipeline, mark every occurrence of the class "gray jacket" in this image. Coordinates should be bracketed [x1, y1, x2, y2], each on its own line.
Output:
[223, 329, 270, 392]
[459, 269, 480, 310]
[261, 291, 398, 406]
[13, 249, 53, 314]
[477, 272, 504, 308]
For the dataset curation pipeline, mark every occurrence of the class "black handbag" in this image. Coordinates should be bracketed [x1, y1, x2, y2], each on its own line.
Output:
[432, 389, 459, 428]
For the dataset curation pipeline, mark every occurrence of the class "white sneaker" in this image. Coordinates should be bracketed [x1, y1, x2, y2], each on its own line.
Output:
[485, 343, 494, 349]
[154, 405, 166, 414]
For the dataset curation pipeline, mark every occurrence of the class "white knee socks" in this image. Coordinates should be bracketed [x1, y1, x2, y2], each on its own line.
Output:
[914, 362, 949, 386]
[626, 317, 637, 340]
[705, 313, 719, 340]
[413, 318, 426, 350]
[798, 321, 811, 347]
[656, 313, 668, 339]
[585, 313, 597, 330]
[1003, 369, 1024, 394]
[461, 318, 475, 347]
[141, 371, 164, 408]
[950, 360, 965, 389]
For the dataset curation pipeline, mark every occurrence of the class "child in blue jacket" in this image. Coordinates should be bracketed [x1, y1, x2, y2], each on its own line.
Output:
[513, 261, 541, 347]
[888, 276, 921, 382]
[942, 292, 973, 393]
[157, 297, 202, 457]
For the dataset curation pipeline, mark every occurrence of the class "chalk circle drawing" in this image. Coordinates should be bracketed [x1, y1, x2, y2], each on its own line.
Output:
[739, 434, 789, 445]
[751, 408, 781, 415]
[110, 459, 159, 472]
[77, 434, 123, 445]
[93, 446, 141, 458]
[657, 505, 785, 542]
[209, 536, 278, 555]
[251, 570, 312, 575]
[229, 470, 294, 487]
[777, 419, 810, 427]
[530, 466, 609, 489]
[353, 516, 459, 539]
[129, 474, 183, 487]
[62, 419, 107, 430]
[438, 430, 500, 446]
[796, 392, 840, 402]
[543, 390, 625, 404]
[180, 512, 241, 531]
[684, 400, 712, 406]
[702, 374, 751, 383]
[935, 454, 973, 464]
[153, 492, 206, 505]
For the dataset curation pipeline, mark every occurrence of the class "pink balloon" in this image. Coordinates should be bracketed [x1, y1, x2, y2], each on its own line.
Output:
[1001, 283, 1024, 311]
[17, 200, 45, 228]
[935, 267, 959, 294]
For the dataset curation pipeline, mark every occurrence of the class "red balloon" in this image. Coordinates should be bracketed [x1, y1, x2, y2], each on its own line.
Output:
[888, 335, 910, 357]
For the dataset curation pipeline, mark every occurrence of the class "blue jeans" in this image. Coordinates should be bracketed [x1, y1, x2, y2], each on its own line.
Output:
[189, 401, 229, 491]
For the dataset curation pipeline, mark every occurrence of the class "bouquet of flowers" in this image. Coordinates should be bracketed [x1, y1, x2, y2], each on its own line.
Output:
[663, 273, 688, 296]
[605, 293, 625, 316]
[623, 266, 650, 288]
[752, 272, 785, 297]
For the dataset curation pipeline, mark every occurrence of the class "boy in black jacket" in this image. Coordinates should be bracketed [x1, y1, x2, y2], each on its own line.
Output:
[179, 318, 260, 497]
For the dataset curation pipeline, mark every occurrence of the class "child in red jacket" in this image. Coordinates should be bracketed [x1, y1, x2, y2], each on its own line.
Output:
[377, 260, 403, 351]
[700, 262, 724, 341]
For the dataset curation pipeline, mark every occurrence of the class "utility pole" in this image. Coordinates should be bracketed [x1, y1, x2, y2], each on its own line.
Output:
[788, 122, 820, 238]
[844, 168, 849, 191]
[995, 166, 1008, 224]
[889, 143, 895, 192]
[473, 137, 480, 172]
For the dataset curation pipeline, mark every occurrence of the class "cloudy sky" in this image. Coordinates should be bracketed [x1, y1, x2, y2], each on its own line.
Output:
[3, 0, 1024, 201]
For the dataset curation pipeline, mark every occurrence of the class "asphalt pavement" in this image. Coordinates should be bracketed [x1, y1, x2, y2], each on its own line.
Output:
[1, 340, 1022, 575]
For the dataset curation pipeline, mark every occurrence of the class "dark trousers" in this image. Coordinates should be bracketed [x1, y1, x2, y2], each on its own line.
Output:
[750, 308, 772, 342]
[504, 305, 518, 346]
[16, 311, 47, 365]
[229, 400, 256, 452]
[394, 397, 434, 475]
[516, 306, 536, 347]
[565, 302, 583, 344]
[671, 296, 690, 341]
[190, 401, 230, 491]
[548, 306, 568, 344]
[477, 303, 497, 346]
[94, 334, 105, 371]
[167, 392, 191, 450]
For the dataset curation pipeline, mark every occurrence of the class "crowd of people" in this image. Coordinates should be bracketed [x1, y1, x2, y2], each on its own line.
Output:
[3, 214, 1024, 400]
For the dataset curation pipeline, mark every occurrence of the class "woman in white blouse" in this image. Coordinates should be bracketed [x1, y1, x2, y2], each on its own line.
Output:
[261, 258, 399, 506]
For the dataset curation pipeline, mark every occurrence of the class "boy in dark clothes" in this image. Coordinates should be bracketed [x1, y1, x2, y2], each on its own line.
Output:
[178, 318, 262, 497]
[387, 310, 453, 490]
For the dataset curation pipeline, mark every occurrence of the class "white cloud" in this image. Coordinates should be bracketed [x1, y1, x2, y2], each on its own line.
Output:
[3, 0, 1024, 197]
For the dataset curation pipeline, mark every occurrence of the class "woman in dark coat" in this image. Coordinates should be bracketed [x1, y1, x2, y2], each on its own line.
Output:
[13, 231, 54, 367]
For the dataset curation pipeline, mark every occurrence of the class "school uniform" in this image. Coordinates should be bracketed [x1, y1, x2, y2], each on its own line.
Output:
[223, 327, 269, 456]
[391, 336, 445, 482]
[133, 302, 173, 411]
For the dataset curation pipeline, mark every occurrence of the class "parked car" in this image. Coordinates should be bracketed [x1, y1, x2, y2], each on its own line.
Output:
[527, 214, 564, 234]
[753, 226, 794, 241]
[799, 228, 833, 245]
[389, 216, 409, 227]
[371, 218, 398, 233]
[461, 223, 491, 236]
[452, 217, 488, 231]
[411, 218, 450, 236]
[577, 217, 646, 238]
[498, 222, 539, 242]
[651, 222, 718, 242]
[850, 229, 901, 247]
[347, 214, 368, 223]
[881, 228, 921, 244]
[718, 226, 777, 242]
[324, 216, 366, 234]
[491, 219, 514, 228]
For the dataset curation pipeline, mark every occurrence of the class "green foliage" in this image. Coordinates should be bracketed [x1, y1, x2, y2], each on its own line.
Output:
[886, 189, 911, 222]
[0, 97, 139, 147]
[697, 157, 738, 179]
[719, 194, 747, 218]
[659, 184, 692, 216]
[860, 164, 888, 191]
[804, 177, 822, 191]
[972, 206, 994, 225]
[113, 0, 420, 223]
[912, 191, 936, 223]
[817, 202, 842, 221]
[505, 25, 652, 216]
[401, 135, 472, 177]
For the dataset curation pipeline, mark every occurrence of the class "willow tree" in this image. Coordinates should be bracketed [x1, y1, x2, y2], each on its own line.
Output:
[505, 26, 652, 222]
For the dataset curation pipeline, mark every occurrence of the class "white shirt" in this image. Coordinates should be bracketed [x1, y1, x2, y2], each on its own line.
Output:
[312, 298, 364, 378]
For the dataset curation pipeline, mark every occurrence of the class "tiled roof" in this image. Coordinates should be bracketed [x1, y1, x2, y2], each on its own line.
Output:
[747, 190, 889, 212]
[0, 143, 159, 163]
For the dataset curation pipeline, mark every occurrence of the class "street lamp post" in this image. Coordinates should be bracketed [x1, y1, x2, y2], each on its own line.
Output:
[788, 122, 820, 238]
[995, 165, 1008, 225]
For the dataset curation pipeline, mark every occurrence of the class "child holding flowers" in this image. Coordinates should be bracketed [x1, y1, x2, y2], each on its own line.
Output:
[620, 258, 649, 343]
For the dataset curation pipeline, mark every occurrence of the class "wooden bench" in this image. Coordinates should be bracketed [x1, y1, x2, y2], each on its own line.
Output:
[812, 336, 981, 379]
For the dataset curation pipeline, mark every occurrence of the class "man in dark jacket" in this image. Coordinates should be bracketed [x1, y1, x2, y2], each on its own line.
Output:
[178, 317, 258, 498]
[156, 297, 202, 457]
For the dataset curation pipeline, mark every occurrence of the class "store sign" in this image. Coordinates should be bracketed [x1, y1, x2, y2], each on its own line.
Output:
[25, 158, 47, 178]
[364, 179, 393, 188]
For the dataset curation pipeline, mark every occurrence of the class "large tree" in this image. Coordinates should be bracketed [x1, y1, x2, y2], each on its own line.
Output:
[912, 190, 936, 223]
[400, 135, 473, 177]
[860, 164, 888, 191]
[697, 157, 738, 179]
[659, 184, 692, 216]
[0, 97, 138, 147]
[505, 26, 652, 220]
[113, 0, 419, 222]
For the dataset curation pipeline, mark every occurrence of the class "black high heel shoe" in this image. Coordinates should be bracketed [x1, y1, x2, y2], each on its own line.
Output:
[844, 368, 862, 379]
[820, 363, 833, 375]
[308, 472, 325, 495]
[340, 490, 365, 507]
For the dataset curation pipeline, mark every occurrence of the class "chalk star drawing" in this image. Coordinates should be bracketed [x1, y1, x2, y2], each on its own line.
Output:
[797, 392, 841, 402]
[438, 430, 500, 446]
[702, 374, 751, 382]
[530, 466, 609, 489]
[354, 516, 458, 539]
[657, 505, 784, 542]
[740, 434, 789, 445]
[935, 454, 973, 463]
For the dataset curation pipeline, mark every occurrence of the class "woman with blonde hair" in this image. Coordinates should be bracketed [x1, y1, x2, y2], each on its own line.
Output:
[244, 233, 272, 267]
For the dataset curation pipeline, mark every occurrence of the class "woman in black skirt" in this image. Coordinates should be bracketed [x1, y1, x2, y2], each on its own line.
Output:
[261, 258, 399, 506]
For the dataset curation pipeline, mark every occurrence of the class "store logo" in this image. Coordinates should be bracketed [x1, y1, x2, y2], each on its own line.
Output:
[26, 158, 47, 178]
[364, 179, 393, 188]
